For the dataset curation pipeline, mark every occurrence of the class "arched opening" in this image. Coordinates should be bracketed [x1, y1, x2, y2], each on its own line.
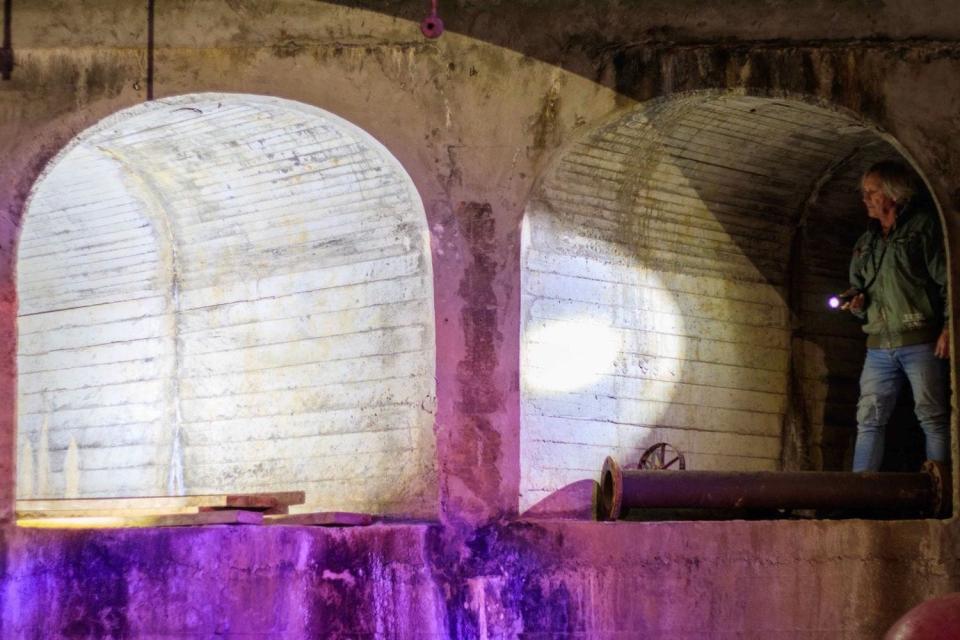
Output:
[519, 92, 945, 512]
[16, 93, 437, 517]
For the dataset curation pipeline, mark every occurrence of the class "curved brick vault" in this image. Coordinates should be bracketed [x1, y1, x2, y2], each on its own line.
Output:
[15, 93, 438, 516]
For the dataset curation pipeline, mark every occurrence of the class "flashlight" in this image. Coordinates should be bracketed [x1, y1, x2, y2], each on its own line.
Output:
[828, 288, 861, 310]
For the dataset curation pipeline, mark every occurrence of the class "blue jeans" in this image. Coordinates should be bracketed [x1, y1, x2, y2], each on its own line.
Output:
[852, 342, 950, 471]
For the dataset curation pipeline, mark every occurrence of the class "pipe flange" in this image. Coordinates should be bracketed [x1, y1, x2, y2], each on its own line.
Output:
[599, 456, 623, 521]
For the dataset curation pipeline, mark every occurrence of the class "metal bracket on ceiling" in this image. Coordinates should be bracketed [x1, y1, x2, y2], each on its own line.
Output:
[420, 0, 444, 39]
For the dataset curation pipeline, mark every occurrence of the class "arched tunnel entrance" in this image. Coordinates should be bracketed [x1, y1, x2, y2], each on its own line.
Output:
[15, 93, 438, 517]
[520, 92, 943, 511]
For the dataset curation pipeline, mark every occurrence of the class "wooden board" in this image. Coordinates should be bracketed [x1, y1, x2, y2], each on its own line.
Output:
[16, 507, 200, 519]
[16, 509, 264, 529]
[16, 491, 305, 517]
[144, 509, 264, 527]
[265, 512, 374, 527]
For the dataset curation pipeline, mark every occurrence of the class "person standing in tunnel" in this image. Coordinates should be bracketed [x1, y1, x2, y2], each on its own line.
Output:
[843, 160, 950, 472]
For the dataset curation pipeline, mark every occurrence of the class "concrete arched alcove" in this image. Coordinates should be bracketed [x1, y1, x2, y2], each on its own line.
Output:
[519, 90, 943, 511]
[15, 92, 438, 516]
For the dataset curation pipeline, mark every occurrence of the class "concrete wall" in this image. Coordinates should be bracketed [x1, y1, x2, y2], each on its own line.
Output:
[9, 0, 960, 525]
[3, 519, 956, 638]
[18, 143, 175, 499]
[2, 0, 960, 637]
[16, 94, 437, 515]
[520, 94, 913, 506]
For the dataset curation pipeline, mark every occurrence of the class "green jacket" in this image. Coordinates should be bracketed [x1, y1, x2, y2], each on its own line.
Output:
[848, 201, 947, 349]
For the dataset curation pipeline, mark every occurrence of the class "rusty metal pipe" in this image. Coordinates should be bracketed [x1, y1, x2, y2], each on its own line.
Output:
[599, 457, 948, 520]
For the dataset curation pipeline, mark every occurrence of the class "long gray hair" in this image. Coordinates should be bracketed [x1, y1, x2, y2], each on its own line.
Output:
[863, 160, 916, 204]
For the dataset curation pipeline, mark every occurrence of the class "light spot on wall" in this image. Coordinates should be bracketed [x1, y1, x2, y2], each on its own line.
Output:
[522, 316, 623, 394]
[519, 93, 908, 510]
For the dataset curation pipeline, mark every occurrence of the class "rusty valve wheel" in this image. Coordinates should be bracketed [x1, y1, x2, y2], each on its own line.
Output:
[638, 442, 686, 470]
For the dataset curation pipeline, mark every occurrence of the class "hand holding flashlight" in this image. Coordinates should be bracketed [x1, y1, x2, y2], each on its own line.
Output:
[828, 288, 864, 312]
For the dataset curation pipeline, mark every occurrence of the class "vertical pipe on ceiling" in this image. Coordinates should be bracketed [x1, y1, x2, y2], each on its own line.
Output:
[1, 0, 13, 80]
[146, 0, 155, 99]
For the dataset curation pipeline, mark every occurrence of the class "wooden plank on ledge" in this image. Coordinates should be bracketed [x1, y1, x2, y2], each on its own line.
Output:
[265, 512, 374, 527]
[223, 491, 305, 509]
[16, 491, 306, 515]
[145, 509, 264, 527]
[16, 507, 200, 519]
[16, 509, 264, 529]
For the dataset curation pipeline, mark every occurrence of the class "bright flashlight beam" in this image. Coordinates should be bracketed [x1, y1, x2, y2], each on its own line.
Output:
[523, 318, 622, 393]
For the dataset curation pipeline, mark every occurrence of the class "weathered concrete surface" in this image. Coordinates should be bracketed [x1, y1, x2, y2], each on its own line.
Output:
[2, 1, 960, 635]
[1, 519, 957, 638]
[16, 94, 438, 516]
[4, 0, 960, 523]
[518, 93, 914, 507]
[0, 0, 624, 526]
[2, 523, 445, 638]
[323, 0, 960, 46]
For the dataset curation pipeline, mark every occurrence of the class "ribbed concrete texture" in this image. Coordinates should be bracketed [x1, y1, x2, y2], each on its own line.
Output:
[520, 94, 908, 509]
[16, 94, 437, 516]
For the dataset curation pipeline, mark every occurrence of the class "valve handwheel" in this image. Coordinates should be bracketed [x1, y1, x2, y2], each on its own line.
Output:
[638, 442, 686, 470]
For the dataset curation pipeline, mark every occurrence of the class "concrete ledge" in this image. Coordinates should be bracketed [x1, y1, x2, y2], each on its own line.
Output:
[1, 518, 954, 638]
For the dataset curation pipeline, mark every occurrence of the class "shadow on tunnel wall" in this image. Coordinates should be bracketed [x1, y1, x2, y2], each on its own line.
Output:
[320, 0, 891, 123]
[520, 91, 942, 510]
[323, 3, 947, 484]
[636, 93, 939, 472]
